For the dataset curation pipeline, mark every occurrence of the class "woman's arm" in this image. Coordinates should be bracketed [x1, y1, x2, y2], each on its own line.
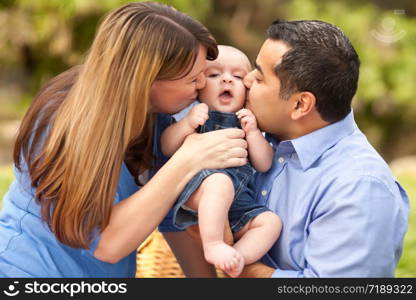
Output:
[94, 128, 247, 263]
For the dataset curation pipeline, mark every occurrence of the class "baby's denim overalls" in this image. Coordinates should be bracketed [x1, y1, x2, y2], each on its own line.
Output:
[154, 110, 270, 233]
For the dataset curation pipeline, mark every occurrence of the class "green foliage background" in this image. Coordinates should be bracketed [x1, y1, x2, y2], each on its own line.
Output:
[1, 0, 416, 160]
[0, 0, 415, 277]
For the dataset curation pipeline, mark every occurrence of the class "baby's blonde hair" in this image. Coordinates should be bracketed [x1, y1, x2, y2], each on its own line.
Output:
[217, 45, 252, 71]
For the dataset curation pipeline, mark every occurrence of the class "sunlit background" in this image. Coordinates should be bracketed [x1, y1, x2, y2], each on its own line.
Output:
[0, 0, 415, 277]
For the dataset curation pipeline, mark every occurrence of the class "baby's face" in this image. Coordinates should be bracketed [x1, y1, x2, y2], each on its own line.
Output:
[198, 46, 251, 113]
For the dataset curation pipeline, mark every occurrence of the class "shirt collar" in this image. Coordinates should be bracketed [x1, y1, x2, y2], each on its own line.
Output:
[267, 111, 357, 171]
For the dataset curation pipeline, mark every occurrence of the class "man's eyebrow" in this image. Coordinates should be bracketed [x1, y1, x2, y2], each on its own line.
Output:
[254, 62, 263, 75]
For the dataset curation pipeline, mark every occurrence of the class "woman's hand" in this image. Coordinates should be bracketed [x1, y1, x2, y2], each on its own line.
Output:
[174, 128, 248, 172]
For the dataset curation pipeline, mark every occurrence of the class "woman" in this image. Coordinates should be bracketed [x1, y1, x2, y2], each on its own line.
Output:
[0, 2, 247, 277]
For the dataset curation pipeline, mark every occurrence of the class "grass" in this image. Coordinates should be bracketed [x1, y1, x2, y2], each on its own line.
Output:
[0, 164, 14, 201]
[0, 163, 414, 277]
[395, 174, 416, 277]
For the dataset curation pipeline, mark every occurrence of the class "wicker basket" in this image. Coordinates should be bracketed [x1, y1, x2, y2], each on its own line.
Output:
[136, 230, 225, 278]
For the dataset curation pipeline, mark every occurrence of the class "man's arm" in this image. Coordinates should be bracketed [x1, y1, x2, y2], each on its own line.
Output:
[161, 118, 196, 157]
[239, 262, 275, 278]
[246, 175, 407, 278]
[163, 231, 218, 277]
[296, 175, 407, 277]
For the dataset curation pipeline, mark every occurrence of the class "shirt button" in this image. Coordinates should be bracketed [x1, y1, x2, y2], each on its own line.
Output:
[261, 190, 268, 196]
[278, 157, 285, 164]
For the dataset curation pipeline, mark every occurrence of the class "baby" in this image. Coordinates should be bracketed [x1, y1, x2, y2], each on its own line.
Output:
[161, 45, 282, 277]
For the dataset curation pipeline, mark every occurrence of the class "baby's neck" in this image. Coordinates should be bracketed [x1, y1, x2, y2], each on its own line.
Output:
[201, 102, 242, 113]
[209, 107, 240, 113]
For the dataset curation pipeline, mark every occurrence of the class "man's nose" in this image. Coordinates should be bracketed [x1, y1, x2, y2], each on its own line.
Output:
[243, 71, 254, 88]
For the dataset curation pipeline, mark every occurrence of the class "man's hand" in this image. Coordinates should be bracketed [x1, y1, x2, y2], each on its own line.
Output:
[239, 261, 275, 278]
[186, 103, 209, 129]
[186, 219, 234, 248]
[185, 223, 275, 278]
[185, 224, 203, 247]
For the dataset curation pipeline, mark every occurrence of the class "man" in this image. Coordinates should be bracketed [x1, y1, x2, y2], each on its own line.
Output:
[240, 20, 409, 277]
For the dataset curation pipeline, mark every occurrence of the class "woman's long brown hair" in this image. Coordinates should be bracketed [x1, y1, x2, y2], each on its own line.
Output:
[13, 2, 217, 249]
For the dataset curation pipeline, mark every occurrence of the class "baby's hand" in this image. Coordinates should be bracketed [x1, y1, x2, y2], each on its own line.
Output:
[236, 108, 258, 135]
[187, 103, 209, 129]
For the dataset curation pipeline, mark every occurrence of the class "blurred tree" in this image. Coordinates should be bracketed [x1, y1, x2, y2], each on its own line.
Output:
[282, 0, 416, 160]
[0, 0, 415, 160]
[0, 0, 211, 103]
[197, 0, 416, 161]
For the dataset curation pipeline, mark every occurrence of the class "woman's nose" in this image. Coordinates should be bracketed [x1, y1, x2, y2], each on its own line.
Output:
[195, 72, 206, 90]
[243, 71, 254, 88]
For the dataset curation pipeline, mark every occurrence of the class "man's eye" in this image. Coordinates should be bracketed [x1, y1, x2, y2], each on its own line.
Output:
[255, 77, 263, 82]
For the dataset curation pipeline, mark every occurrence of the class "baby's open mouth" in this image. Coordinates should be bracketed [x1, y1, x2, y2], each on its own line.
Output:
[219, 90, 233, 104]
[219, 90, 233, 99]
[220, 90, 232, 97]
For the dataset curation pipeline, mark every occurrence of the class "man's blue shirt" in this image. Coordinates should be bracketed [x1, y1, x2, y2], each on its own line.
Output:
[256, 112, 409, 277]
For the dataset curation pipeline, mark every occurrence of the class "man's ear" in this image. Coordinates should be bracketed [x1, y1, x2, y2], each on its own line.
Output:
[290, 91, 316, 120]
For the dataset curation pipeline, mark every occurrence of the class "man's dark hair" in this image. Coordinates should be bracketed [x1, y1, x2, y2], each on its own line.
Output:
[267, 20, 360, 123]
